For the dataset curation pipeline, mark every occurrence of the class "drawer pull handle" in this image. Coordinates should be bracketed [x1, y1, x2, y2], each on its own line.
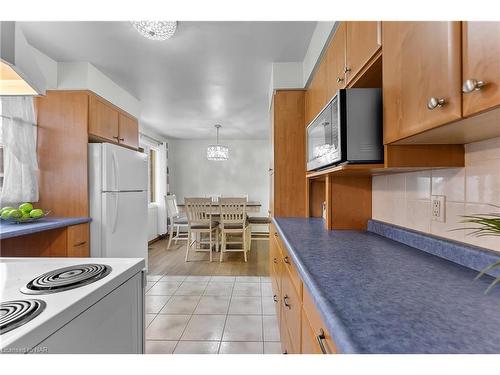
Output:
[273, 294, 278, 303]
[283, 256, 290, 264]
[283, 295, 291, 309]
[273, 257, 278, 264]
[317, 329, 328, 354]
[119, 138, 125, 141]
[73, 241, 87, 247]
[274, 232, 278, 237]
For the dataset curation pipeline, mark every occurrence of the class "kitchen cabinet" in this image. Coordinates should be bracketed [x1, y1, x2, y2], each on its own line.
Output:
[89, 94, 120, 143]
[271, 90, 307, 218]
[462, 22, 500, 117]
[270, 224, 338, 354]
[326, 22, 346, 99]
[118, 112, 139, 149]
[382, 22, 462, 143]
[305, 58, 328, 125]
[67, 223, 90, 257]
[345, 21, 381, 84]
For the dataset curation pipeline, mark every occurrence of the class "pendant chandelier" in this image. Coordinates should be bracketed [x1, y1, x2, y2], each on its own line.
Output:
[207, 125, 229, 161]
[131, 21, 177, 41]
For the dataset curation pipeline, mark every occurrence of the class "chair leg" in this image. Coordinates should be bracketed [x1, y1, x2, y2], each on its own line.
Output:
[220, 231, 225, 262]
[243, 229, 248, 262]
[209, 230, 213, 263]
[167, 223, 174, 250]
[185, 230, 191, 262]
[174, 225, 179, 244]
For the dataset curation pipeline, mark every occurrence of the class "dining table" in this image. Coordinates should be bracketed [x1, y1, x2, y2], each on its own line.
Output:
[176, 201, 262, 213]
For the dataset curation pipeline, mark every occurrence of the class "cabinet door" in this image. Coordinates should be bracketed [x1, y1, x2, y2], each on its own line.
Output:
[118, 112, 139, 149]
[345, 21, 381, 84]
[382, 22, 462, 143]
[462, 22, 500, 117]
[67, 223, 90, 257]
[326, 22, 346, 98]
[305, 59, 328, 125]
[89, 95, 119, 142]
[281, 267, 301, 353]
[301, 313, 323, 354]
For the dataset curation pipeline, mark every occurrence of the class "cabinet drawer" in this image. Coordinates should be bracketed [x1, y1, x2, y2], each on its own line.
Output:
[280, 242, 302, 297]
[301, 313, 323, 354]
[302, 286, 337, 354]
[281, 267, 301, 353]
[67, 223, 89, 257]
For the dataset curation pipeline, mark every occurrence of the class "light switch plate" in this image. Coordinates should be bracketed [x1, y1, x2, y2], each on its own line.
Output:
[431, 195, 446, 222]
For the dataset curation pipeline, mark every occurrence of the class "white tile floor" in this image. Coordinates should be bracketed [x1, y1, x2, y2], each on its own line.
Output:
[145, 275, 281, 354]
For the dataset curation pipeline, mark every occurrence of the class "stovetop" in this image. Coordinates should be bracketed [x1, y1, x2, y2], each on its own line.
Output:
[0, 257, 144, 351]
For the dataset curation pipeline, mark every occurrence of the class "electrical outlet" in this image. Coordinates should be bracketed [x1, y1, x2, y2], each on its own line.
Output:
[431, 195, 446, 222]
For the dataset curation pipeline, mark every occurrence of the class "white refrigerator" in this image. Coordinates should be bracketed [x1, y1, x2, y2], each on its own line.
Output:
[89, 143, 148, 265]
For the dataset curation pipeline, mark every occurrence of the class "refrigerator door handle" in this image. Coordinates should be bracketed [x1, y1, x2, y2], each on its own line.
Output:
[112, 192, 119, 234]
[111, 150, 120, 190]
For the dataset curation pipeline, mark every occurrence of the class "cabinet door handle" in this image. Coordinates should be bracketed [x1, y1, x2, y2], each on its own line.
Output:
[283, 256, 290, 264]
[119, 138, 125, 141]
[462, 79, 486, 93]
[283, 295, 291, 309]
[273, 232, 278, 237]
[336, 77, 344, 83]
[317, 329, 328, 354]
[273, 294, 278, 303]
[273, 257, 278, 264]
[344, 66, 351, 73]
[427, 97, 446, 110]
[73, 241, 87, 247]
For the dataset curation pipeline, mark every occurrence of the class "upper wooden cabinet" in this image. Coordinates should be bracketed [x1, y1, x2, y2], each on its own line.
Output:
[89, 94, 119, 142]
[326, 22, 346, 99]
[89, 93, 139, 149]
[382, 22, 462, 144]
[345, 21, 381, 84]
[118, 112, 139, 149]
[462, 22, 500, 117]
[305, 58, 328, 125]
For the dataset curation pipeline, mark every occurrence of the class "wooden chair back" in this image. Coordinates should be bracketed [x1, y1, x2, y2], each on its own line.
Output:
[164, 194, 180, 221]
[219, 197, 247, 226]
[185, 197, 213, 225]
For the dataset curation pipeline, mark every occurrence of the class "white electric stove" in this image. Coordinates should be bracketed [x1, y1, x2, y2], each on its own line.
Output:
[0, 257, 145, 354]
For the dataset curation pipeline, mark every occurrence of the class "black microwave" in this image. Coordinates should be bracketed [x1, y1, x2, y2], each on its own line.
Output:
[306, 88, 383, 171]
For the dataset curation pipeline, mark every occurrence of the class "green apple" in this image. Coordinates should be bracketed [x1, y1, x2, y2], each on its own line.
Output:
[19, 212, 31, 221]
[1, 210, 13, 220]
[8, 209, 23, 219]
[30, 209, 44, 219]
[19, 202, 34, 213]
[1, 206, 15, 215]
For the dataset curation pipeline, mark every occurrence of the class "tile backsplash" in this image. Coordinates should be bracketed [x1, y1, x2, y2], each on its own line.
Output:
[372, 136, 500, 252]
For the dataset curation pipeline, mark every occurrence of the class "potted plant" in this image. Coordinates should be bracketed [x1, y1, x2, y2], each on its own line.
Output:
[461, 204, 500, 294]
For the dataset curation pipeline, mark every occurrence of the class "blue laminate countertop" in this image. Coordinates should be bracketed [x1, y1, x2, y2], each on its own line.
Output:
[0, 217, 91, 240]
[273, 217, 500, 354]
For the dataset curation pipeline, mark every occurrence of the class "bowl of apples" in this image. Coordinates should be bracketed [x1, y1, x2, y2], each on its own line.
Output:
[0, 203, 50, 224]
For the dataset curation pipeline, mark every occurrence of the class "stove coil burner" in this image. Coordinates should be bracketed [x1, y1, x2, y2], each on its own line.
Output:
[21, 264, 112, 295]
[0, 299, 46, 335]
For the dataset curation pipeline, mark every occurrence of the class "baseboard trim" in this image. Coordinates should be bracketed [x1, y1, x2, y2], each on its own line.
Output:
[148, 234, 167, 245]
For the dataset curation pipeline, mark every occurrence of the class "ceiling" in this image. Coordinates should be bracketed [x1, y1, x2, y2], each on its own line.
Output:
[20, 21, 316, 139]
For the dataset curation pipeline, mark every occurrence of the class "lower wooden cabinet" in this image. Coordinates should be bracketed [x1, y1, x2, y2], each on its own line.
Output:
[66, 223, 90, 257]
[270, 225, 337, 354]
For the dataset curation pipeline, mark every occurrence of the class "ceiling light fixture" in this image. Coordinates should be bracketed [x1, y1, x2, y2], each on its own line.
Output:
[207, 125, 229, 161]
[131, 21, 177, 41]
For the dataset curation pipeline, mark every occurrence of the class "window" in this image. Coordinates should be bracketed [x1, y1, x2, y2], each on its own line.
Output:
[149, 148, 157, 203]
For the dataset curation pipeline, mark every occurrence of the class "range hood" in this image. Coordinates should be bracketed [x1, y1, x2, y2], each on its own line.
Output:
[0, 21, 46, 95]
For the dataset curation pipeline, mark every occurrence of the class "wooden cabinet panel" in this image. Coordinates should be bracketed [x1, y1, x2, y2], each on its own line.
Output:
[382, 22, 462, 143]
[118, 112, 139, 149]
[462, 22, 500, 117]
[281, 268, 301, 353]
[305, 59, 328, 125]
[272, 91, 307, 217]
[280, 309, 295, 354]
[0, 229, 67, 257]
[345, 21, 381, 84]
[89, 95, 119, 142]
[326, 22, 347, 99]
[301, 313, 323, 354]
[67, 223, 90, 257]
[302, 286, 337, 354]
[36, 91, 89, 217]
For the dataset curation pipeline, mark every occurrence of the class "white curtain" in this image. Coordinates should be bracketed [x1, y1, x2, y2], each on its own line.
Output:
[0, 96, 39, 204]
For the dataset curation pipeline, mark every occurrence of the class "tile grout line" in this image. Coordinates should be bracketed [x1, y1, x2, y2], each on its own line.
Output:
[217, 277, 236, 354]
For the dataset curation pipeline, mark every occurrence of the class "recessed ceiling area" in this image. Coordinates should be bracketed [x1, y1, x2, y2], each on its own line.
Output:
[20, 21, 316, 139]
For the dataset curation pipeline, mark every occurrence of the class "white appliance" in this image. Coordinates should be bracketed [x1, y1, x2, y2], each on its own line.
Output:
[89, 143, 148, 265]
[0, 257, 145, 354]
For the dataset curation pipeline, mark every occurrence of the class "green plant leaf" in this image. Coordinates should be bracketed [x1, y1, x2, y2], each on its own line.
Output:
[474, 261, 500, 281]
[485, 276, 500, 295]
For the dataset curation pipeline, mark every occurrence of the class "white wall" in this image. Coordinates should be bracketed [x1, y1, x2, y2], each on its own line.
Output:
[168, 139, 270, 216]
[372, 137, 500, 252]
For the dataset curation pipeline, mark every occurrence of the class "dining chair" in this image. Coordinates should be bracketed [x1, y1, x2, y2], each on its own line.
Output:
[164, 195, 189, 250]
[184, 197, 219, 262]
[218, 197, 249, 262]
[248, 214, 271, 242]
